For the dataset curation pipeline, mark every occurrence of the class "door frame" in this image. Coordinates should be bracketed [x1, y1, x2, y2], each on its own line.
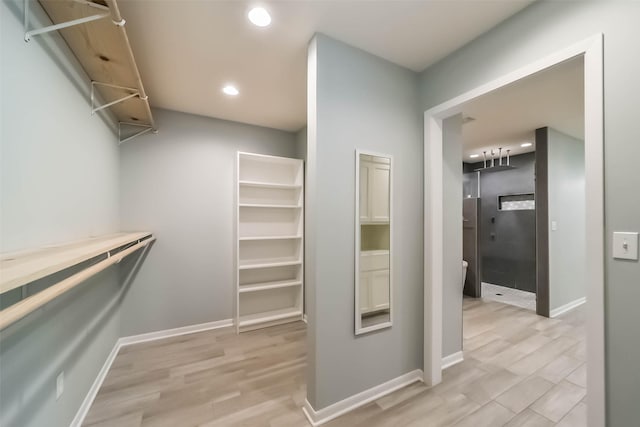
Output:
[423, 34, 604, 426]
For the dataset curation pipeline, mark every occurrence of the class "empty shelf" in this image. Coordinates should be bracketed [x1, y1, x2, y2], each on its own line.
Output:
[239, 203, 302, 209]
[238, 181, 302, 190]
[239, 280, 302, 293]
[0, 232, 152, 294]
[239, 235, 302, 241]
[238, 307, 303, 327]
[238, 259, 302, 270]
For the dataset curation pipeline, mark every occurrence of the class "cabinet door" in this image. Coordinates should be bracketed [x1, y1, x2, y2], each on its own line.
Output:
[359, 162, 371, 221]
[370, 164, 390, 222]
[370, 269, 390, 310]
[359, 271, 371, 312]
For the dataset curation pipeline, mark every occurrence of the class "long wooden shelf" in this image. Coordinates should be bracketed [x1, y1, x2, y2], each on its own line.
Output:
[0, 232, 152, 294]
[35, 0, 155, 137]
[0, 235, 154, 330]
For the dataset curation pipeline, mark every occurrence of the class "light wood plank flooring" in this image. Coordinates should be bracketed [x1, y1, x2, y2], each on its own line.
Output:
[84, 298, 586, 426]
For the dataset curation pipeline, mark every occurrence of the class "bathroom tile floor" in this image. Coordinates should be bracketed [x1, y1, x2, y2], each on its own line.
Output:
[482, 282, 537, 311]
[83, 299, 586, 426]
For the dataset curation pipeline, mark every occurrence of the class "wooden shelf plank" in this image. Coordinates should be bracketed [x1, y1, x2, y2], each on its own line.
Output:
[0, 232, 152, 294]
[38, 0, 154, 128]
[239, 280, 302, 293]
[238, 307, 302, 327]
[238, 259, 302, 270]
[0, 237, 154, 330]
[238, 181, 301, 190]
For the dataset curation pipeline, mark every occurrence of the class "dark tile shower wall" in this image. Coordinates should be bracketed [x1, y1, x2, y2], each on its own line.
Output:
[464, 152, 536, 293]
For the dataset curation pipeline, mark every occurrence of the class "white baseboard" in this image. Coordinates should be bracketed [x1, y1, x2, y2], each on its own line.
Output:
[70, 340, 121, 427]
[118, 318, 233, 347]
[71, 318, 233, 426]
[441, 351, 464, 370]
[550, 297, 586, 318]
[302, 369, 423, 426]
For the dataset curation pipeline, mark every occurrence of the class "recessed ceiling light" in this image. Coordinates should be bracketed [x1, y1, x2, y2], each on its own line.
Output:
[521, 142, 533, 147]
[470, 154, 480, 158]
[248, 7, 271, 27]
[222, 85, 239, 96]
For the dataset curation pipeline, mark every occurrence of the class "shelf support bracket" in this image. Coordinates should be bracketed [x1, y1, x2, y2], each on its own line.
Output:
[118, 122, 155, 144]
[24, 0, 110, 42]
[91, 81, 140, 115]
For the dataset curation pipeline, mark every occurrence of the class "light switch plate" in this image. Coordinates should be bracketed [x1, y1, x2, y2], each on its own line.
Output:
[613, 232, 638, 260]
[551, 221, 558, 231]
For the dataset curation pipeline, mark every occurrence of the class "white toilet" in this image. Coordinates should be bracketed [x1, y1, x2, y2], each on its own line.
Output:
[462, 260, 468, 290]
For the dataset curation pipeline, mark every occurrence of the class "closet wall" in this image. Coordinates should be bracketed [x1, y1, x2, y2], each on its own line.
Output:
[119, 109, 300, 336]
[1, 2, 122, 426]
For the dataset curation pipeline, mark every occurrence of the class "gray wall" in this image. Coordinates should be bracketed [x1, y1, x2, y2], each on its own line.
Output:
[547, 128, 586, 311]
[1, 1, 122, 426]
[419, 2, 640, 424]
[471, 153, 537, 293]
[118, 108, 298, 336]
[442, 115, 463, 357]
[295, 126, 307, 161]
[307, 34, 423, 410]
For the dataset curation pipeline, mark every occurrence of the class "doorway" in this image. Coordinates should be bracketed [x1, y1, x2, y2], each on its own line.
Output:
[423, 35, 604, 426]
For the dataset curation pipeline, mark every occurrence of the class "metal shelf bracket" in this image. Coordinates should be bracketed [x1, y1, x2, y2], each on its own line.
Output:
[118, 122, 156, 144]
[24, 0, 110, 42]
[91, 81, 139, 115]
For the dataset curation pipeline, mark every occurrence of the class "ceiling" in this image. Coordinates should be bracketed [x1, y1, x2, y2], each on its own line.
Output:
[461, 55, 585, 162]
[118, 0, 533, 132]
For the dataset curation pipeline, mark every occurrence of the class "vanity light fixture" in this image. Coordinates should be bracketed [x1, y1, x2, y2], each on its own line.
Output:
[469, 154, 480, 158]
[521, 142, 533, 147]
[222, 85, 239, 96]
[248, 7, 271, 27]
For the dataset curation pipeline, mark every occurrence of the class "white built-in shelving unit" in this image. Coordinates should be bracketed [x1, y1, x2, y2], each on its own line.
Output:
[236, 152, 304, 332]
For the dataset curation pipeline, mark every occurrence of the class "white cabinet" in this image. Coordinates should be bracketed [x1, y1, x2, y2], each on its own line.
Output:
[359, 250, 390, 314]
[370, 270, 390, 310]
[236, 152, 304, 332]
[356, 151, 392, 335]
[359, 157, 390, 223]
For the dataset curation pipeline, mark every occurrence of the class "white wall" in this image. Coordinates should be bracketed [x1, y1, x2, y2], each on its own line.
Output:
[419, 2, 640, 424]
[442, 115, 463, 357]
[118, 108, 299, 336]
[1, 1, 122, 426]
[547, 128, 586, 312]
[307, 34, 423, 410]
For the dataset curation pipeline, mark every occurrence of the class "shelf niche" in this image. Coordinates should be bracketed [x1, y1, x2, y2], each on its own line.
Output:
[361, 224, 390, 252]
[236, 152, 304, 332]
